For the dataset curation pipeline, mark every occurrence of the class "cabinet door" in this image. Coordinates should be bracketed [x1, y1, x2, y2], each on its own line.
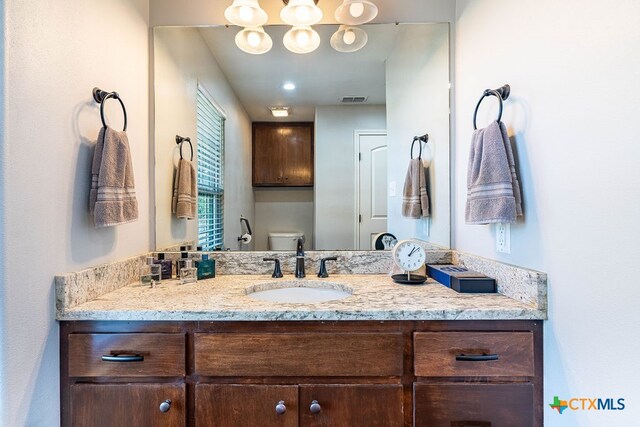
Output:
[299, 385, 403, 427]
[253, 123, 314, 187]
[279, 125, 313, 186]
[70, 383, 185, 427]
[196, 384, 298, 427]
[414, 383, 534, 427]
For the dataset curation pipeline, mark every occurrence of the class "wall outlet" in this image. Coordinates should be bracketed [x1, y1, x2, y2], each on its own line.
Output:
[389, 181, 396, 197]
[496, 223, 511, 253]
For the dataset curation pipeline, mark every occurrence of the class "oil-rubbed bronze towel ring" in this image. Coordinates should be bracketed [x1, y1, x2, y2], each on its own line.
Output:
[176, 135, 194, 161]
[410, 134, 429, 159]
[92, 87, 127, 131]
[473, 84, 510, 130]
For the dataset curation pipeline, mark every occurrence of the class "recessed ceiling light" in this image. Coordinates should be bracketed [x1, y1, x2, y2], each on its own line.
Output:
[283, 82, 296, 91]
[270, 107, 290, 117]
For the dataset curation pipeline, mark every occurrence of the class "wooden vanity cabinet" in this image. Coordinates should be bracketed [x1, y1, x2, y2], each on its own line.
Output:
[252, 122, 314, 187]
[60, 320, 542, 427]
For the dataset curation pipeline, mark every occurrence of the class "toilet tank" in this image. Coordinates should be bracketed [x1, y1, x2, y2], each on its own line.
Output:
[268, 232, 305, 250]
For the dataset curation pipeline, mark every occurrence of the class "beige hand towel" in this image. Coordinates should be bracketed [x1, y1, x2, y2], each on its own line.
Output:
[172, 158, 197, 219]
[465, 121, 523, 224]
[89, 126, 138, 227]
[402, 158, 430, 218]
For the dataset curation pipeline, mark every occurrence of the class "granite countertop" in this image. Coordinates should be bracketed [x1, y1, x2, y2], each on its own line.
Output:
[57, 274, 546, 321]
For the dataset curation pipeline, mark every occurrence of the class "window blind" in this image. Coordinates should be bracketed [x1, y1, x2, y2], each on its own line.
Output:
[196, 85, 225, 250]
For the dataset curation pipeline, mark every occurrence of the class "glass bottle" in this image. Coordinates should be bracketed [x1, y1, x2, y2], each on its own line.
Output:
[140, 256, 162, 285]
[155, 253, 173, 280]
[180, 259, 198, 285]
[176, 252, 189, 274]
[197, 254, 216, 280]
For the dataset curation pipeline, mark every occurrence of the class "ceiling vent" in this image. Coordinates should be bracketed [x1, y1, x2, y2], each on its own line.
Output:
[340, 96, 368, 104]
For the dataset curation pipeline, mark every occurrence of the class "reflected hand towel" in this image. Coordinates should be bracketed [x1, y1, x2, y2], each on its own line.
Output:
[172, 158, 197, 219]
[402, 158, 430, 218]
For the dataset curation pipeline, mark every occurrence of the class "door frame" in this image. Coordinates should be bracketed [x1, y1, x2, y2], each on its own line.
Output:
[353, 129, 388, 250]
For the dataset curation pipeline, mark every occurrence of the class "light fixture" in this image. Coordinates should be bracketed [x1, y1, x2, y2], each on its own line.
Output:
[283, 82, 296, 90]
[330, 25, 368, 52]
[335, 0, 378, 25]
[224, 0, 268, 27]
[283, 26, 321, 54]
[235, 27, 273, 54]
[270, 107, 290, 117]
[280, 0, 323, 26]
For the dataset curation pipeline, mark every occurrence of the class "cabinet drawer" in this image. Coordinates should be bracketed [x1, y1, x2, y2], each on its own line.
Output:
[414, 383, 534, 427]
[196, 385, 298, 427]
[414, 332, 534, 377]
[68, 333, 185, 377]
[70, 383, 185, 427]
[194, 333, 403, 376]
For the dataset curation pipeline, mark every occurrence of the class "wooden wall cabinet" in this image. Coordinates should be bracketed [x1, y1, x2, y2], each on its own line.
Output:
[252, 122, 314, 187]
[60, 320, 542, 426]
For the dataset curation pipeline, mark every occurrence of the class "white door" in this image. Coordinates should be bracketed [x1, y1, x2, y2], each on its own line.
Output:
[357, 132, 388, 250]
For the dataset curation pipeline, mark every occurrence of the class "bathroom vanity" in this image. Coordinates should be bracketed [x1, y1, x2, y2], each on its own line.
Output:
[57, 258, 547, 427]
[60, 319, 541, 427]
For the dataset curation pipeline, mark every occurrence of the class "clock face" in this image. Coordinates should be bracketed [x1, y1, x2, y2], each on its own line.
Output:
[392, 240, 426, 272]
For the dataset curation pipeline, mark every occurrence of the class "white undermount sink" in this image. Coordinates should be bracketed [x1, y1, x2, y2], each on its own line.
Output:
[246, 280, 353, 304]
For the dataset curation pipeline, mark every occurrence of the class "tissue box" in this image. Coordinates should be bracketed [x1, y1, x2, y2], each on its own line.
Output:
[426, 264, 496, 293]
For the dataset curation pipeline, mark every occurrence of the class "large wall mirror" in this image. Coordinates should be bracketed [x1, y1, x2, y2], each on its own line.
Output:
[153, 22, 450, 252]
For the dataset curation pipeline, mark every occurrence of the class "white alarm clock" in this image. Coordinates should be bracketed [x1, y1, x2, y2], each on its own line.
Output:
[391, 239, 427, 284]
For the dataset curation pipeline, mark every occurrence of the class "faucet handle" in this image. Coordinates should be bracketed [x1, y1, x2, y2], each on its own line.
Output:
[263, 258, 283, 278]
[317, 257, 338, 278]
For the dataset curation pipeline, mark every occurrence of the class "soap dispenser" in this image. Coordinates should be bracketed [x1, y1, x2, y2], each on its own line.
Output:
[180, 259, 198, 285]
[140, 256, 162, 285]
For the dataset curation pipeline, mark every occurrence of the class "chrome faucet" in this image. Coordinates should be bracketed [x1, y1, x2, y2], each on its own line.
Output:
[295, 238, 305, 278]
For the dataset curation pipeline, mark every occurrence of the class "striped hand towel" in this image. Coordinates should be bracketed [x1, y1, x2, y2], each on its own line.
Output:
[402, 158, 430, 218]
[465, 121, 522, 224]
[89, 126, 138, 227]
[172, 158, 197, 219]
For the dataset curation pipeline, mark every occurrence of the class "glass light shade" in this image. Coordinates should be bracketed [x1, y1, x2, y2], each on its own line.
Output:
[330, 25, 368, 53]
[283, 26, 321, 54]
[334, 0, 378, 25]
[224, 0, 268, 27]
[235, 27, 273, 54]
[280, 0, 323, 26]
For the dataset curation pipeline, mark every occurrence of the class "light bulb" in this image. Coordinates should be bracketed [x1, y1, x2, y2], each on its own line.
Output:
[247, 31, 261, 47]
[296, 30, 310, 47]
[349, 2, 365, 18]
[343, 29, 356, 45]
[238, 5, 255, 23]
[294, 6, 311, 23]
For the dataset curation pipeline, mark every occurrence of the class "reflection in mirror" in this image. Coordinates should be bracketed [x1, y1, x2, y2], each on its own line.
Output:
[153, 23, 450, 252]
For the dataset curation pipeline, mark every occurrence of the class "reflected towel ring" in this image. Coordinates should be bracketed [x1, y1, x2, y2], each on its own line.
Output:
[410, 134, 429, 159]
[176, 135, 193, 161]
[473, 84, 510, 130]
[92, 87, 127, 131]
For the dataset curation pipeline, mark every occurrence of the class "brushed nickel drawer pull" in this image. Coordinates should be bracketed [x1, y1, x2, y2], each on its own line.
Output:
[101, 354, 144, 362]
[455, 353, 498, 362]
[309, 400, 321, 414]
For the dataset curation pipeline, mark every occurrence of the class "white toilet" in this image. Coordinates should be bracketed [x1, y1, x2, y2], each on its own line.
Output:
[268, 232, 305, 250]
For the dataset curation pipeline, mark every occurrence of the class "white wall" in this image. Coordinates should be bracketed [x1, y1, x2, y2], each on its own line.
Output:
[315, 105, 387, 250]
[0, 0, 150, 425]
[454, 1, 640, 425]
[386, 24, 451, 247]
[254, 189, 314, 251]
[153, 27, 253, 251]
[150, 0, 456, 27]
